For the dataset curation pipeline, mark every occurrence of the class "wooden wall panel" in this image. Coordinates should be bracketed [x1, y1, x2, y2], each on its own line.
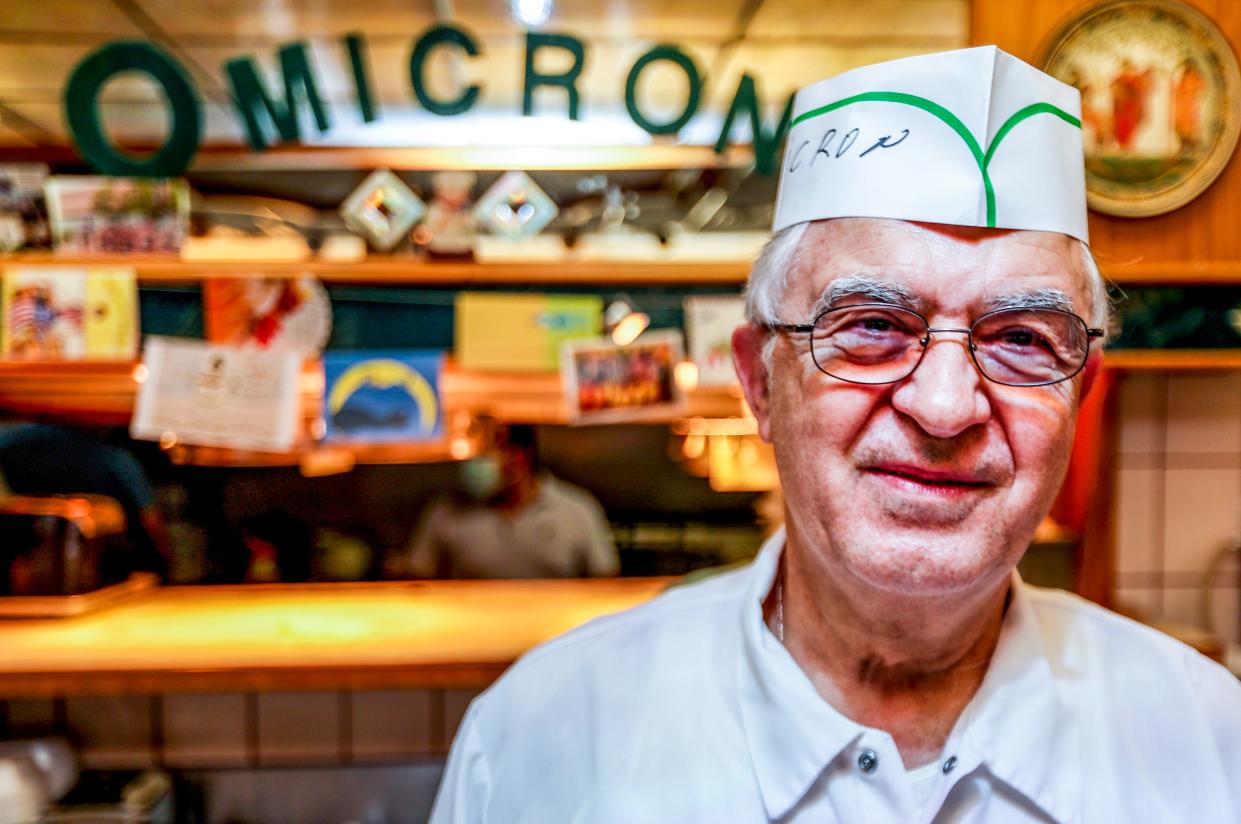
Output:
[971, 0, 1241, 275]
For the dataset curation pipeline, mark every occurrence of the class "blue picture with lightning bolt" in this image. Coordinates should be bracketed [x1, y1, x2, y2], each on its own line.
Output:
[322, 350, 443, 443]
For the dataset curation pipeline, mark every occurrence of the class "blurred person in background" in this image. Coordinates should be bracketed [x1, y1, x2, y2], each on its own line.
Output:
[398, 422, 618, 579]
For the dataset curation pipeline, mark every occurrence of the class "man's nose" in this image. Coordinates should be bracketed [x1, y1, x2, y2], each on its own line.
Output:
[889, 335, 992, 438]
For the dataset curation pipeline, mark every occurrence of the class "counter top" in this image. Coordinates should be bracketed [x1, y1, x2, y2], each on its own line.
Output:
[0, 578, 671, 697]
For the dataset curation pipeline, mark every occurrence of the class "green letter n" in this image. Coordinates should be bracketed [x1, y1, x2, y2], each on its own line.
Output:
[225, 42, 331, 150]
[715, 74, 794, 176]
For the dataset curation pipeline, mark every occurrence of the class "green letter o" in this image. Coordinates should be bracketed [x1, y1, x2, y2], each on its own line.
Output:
[64, 40, 202, 177]
[625, 45, 701, 136]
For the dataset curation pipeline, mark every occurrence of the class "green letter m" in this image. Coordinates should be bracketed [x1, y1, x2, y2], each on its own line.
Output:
[225, 42, 331, 150]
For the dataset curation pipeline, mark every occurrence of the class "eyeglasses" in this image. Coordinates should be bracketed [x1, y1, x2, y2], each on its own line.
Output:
[766, 303, 1106, 387]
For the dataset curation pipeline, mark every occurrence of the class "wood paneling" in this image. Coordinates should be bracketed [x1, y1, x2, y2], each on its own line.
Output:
[971, 0, 1241, 270]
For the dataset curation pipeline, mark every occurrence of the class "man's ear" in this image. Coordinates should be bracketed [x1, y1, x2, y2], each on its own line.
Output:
[732, 324, 774, 442]
[1080, 350, 1102, 400]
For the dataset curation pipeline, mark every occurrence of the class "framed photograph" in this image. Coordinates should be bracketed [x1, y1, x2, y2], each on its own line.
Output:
[45, 176, 190, 252]
[561, 331, 684, 424]
[1040, 0, 1241, 217]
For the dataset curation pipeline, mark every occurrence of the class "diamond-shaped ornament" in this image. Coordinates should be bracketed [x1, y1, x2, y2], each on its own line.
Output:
[340, 170, 426, 251]
[473, 171, 558, 240]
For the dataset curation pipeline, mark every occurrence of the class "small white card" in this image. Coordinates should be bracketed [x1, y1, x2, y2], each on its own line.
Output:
[131, 336, 301, 452]
[685, 295, 746, 387]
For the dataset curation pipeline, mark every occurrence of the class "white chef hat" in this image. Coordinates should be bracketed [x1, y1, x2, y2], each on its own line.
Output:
[773, 46, 1089, 243]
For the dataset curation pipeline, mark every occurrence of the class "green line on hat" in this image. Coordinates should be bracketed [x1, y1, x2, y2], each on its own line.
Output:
[791, 92, 1080, 228]
[984, 102, 1081, 167]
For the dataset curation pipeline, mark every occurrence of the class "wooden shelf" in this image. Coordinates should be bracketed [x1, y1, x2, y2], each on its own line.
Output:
[1103, 349, 1241, 370]
[0, 253, 751, 285]
[6, 252, 1241, 286]
[1098, 259, 1241, 285]
[0, 359, 750, 467]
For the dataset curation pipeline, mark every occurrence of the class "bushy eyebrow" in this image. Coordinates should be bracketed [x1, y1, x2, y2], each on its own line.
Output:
[812, 275, 920, 317]
[983, 288, 1076, 314]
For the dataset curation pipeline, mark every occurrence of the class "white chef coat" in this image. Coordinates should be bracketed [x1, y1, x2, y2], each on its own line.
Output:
[430, 529, 1241, 823]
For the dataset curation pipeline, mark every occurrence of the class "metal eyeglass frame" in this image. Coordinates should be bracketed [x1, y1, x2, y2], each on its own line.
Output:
[765, 303, 1107, 387]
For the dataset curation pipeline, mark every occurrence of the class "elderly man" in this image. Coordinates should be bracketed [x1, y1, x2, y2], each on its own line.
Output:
[430, 48, 1240, 822]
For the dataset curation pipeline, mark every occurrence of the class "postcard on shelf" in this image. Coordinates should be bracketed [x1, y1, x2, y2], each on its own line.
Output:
[0, 163, 51, 251]
[456, 292, 602, 372]
[2, 266, 138, 360]
[684, 295, 745, 387]
[203, 275, 332, 357]
[45, 176, 190, 253]
[83, 268, 140, 359]
[561, 331, 685, 424]
[322, 350, 444, 444]
[131, 336, 301, 452]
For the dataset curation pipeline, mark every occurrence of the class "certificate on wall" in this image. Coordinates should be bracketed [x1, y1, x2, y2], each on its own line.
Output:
[131, 336, 301, 452]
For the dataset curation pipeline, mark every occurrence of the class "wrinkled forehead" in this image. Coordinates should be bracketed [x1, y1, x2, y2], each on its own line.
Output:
[785, 218, 1091, 315]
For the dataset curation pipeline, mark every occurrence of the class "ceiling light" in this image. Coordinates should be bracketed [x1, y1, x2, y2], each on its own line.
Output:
[512, 0, 553, 26]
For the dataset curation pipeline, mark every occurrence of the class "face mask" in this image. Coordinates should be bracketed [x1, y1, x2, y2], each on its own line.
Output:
[460, 456, 501, 501]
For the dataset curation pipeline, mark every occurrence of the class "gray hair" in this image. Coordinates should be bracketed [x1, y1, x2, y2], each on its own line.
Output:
[743, 222, 1112, 369]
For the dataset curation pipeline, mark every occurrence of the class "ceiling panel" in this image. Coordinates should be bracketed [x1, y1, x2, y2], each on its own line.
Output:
[0, 43, 108, 100]
[451, 0, 750, 40]
[129, 0, 440, 41]
[4, 100, 244, 145]
[0, 122, 38, 147]
[122, 0, 750, 42]
[704, 43, 942, 114]
[0, 0, 142, 36]
[747, 0, 967, 41]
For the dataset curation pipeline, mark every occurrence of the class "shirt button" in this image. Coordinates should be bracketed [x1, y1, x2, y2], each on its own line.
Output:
[942, 755, 958, 774]
[857, 750, 879, 773]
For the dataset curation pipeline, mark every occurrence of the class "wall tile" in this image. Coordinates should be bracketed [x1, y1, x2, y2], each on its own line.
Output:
[162, 693, 247, 768]
[442, 689, 482, 746]
[1163, 468, 1241, 573]
[65, 696, 153, 769]
[351, 690, 436, 760]
[1113, 586, 1161, 621]
[1114, 467, 1162, 575]
[257, 692, 341, 765]
[1, 699, 56, 737]
[1159, 588, 1205, 630]
[1116, 372, 1165, 456]
[1206, 586, 1240, 646]
[1165, 372, 1241, 456]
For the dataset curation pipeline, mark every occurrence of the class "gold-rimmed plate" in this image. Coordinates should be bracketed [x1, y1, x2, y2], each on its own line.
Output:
[1040, 0, 1241, 217]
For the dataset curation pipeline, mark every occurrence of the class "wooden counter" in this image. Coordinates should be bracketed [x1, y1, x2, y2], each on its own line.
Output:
[0, 578, 671, 698]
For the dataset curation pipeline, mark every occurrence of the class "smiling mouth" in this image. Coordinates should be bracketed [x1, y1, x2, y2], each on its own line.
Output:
[864, 465, 993, 492]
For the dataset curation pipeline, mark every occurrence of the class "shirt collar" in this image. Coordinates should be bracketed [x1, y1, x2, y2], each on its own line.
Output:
[734, 529, 1082, 823]
[736, 528, 864, 819]
[956, 573, 1083, 824]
